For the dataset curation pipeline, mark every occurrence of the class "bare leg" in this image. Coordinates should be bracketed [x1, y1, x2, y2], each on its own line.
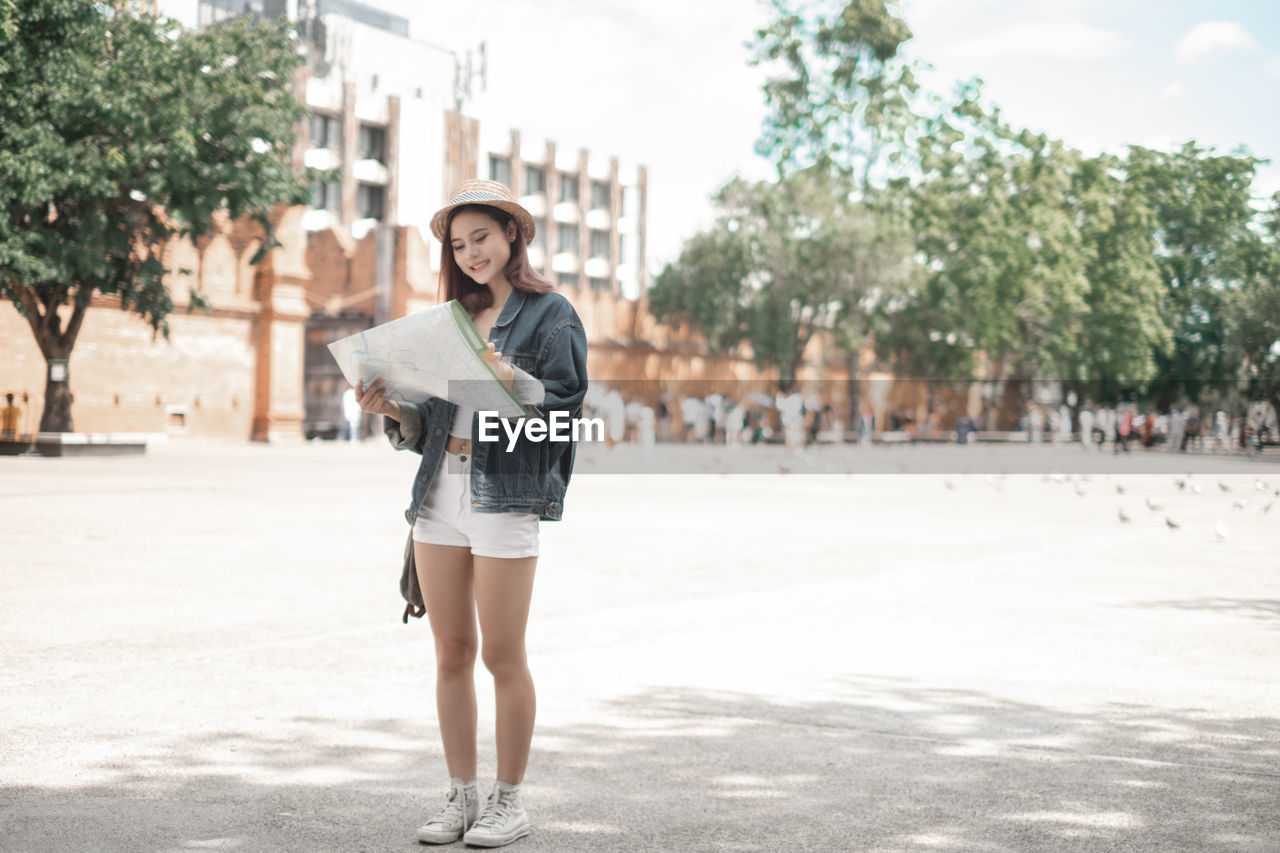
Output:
[417, 542, 478, 782]
[473, 554, 538, 785]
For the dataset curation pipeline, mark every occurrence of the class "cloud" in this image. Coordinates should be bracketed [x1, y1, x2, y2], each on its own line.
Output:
[947, 19, 1129, 60]
[1159, 82, 1183, 99]
[1174, 21, 1258, 63]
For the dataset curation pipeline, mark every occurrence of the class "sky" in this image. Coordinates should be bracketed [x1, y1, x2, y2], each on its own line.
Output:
[381, 0, 1279, 277]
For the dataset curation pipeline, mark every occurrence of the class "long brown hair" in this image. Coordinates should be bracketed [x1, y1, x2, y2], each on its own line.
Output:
[439, 204, 554, 316]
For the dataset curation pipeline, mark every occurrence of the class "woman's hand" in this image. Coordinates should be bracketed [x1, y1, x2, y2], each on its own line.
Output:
[355, 378, 401, 421]
[484, 343, 516, 391]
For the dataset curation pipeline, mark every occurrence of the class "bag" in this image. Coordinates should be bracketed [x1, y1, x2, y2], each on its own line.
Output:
[400, 529, 426, 623]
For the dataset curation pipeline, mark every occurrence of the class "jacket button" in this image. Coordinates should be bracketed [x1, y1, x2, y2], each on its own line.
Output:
[433, 428, 443, 436]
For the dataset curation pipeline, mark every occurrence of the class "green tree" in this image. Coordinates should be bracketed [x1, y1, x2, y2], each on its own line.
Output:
[650, 170, 891, 390]
[896, 88, 1091, 408]
[1225, 194, 1280, 423]
[749, 0, 920, 416]
[1124, 142, 1266, 407]
[647, 226, 752, 356]
[0, 1, 309, 432]
[751, 0, 919, 187]
[1065, 153, 1171, 403]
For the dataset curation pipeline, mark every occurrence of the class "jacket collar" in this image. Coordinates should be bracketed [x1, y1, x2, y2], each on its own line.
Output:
[492, 288, 528, 329]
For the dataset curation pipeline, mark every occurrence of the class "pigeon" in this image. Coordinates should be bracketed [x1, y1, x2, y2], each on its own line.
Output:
[1174, 478, 1186, 490]
[1116, 484, 1126, 495]
[1166, 516, 1180, 530]
[1219, 482, 1231, 492]
[944, 479, 955, 490]
[1215, 520, 1231, 542]
[1256, 480, 1269, 493]
[1050, 472, 1066, 484]
[1233, 499, 1249, 510]
[1119, 508, 1132, 524]
[1075, 483, 1087, 497]
[1146, 497, 1163, 511]
[1192, 483, 1205, 495]
[1261, 501, 1274, 514]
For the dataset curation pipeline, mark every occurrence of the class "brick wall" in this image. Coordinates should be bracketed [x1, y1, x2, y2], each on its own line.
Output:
[1, 297, 257, 439]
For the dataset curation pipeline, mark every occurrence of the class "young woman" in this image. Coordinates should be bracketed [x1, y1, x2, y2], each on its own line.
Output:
[355, 179, 588, 848]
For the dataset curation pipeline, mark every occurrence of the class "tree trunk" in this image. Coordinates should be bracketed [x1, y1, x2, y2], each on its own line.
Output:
[38, 348, 74, 433]
[845, 350, 862, 434]
[11, 287, 90, 434]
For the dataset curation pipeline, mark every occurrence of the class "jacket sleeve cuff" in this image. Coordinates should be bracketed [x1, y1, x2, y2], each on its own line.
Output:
[385, 403, 423, 450]
[511, 364, 547, 407]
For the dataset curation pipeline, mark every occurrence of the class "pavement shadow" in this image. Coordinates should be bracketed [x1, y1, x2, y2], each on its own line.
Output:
[529, 679, 1280, 852]
[1125, 597, 1280, 626]
[3, 678, 1278, 852]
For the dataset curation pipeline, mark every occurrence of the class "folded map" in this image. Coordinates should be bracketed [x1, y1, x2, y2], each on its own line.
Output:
[326, 301, 540, 418]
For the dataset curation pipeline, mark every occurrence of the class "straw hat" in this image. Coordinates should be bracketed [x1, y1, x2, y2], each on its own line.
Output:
[430, 179, 536, 245]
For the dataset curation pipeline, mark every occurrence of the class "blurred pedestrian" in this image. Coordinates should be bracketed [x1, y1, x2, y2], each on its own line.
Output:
[2, 392, 20, 440]
[656, 394, 672, 443]
[776, 387, 805, 454]
[1114, 406, 1132, 454]
[1078, 403, 1094, 450]
[342, 385, 361, 441]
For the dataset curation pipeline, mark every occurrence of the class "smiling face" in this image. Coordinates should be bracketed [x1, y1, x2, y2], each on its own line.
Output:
[449, 207, 518, 286]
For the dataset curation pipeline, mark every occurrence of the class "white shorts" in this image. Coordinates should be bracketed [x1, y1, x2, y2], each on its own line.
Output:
[411, 451, 540, 559]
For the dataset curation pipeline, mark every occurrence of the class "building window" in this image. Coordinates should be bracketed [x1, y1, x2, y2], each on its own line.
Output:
[557, 272, 577, 287]
[589, 229, 610, 259]
[532, 218, 547, 250]
[489, 156, 512, 187]
[309, 112, 341, 150]
[524, 165, 545, 194]
[559, 173, 579, 204]
[557, 223, 579, 254]
[623, 185, 642, 219]
[356, 182, 385, 220]
[357, 124, 386, 162]
[588, 276, 611, 292]
[310, 178, 339, 211]
[591, 180, 611, 210]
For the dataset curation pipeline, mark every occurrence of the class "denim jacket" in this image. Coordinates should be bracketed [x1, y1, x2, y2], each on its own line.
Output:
[384, 289, 588, 522]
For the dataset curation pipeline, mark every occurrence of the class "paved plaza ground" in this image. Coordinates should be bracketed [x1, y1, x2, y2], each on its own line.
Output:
[2, 439, 1279, 852]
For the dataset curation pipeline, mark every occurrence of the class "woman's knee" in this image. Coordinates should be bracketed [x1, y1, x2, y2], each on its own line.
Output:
[480, 641, 528, 680]
[435, 636, 478, 676]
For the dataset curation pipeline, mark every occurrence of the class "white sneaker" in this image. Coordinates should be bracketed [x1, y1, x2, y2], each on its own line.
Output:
[462, 782, 531, 848]
[416, 778, 479, 845]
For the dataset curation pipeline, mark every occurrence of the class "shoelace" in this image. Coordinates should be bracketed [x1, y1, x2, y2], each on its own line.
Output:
[471, 789, 518, 832]
[426, 784, 474, 830]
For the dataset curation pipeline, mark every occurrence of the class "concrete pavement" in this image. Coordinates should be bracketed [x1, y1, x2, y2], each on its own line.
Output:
[2, 439, 1279, 852]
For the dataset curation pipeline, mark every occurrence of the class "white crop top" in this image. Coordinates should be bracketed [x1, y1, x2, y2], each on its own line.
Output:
[450, 403, 475, 439]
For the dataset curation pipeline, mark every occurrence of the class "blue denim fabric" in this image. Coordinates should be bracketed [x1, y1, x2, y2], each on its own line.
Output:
[384, 289, 588, 522]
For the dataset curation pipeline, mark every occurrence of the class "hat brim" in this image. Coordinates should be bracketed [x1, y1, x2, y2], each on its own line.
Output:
[430, 198, 536, 246]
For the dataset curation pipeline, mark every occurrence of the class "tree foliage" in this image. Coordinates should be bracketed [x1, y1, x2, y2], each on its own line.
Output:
[880, 86, 1172, 400]
[751, 0, 919, 188]
[0, 0, 309, 431]
[1224, 195, 1280, 418]
[658, 0, 1279, 423]
[1124, 142, 1268, 405]
[650, 170, 906, 388]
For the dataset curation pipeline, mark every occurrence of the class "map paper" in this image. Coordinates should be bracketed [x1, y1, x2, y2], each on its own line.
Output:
[326, 301, 534, 418]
